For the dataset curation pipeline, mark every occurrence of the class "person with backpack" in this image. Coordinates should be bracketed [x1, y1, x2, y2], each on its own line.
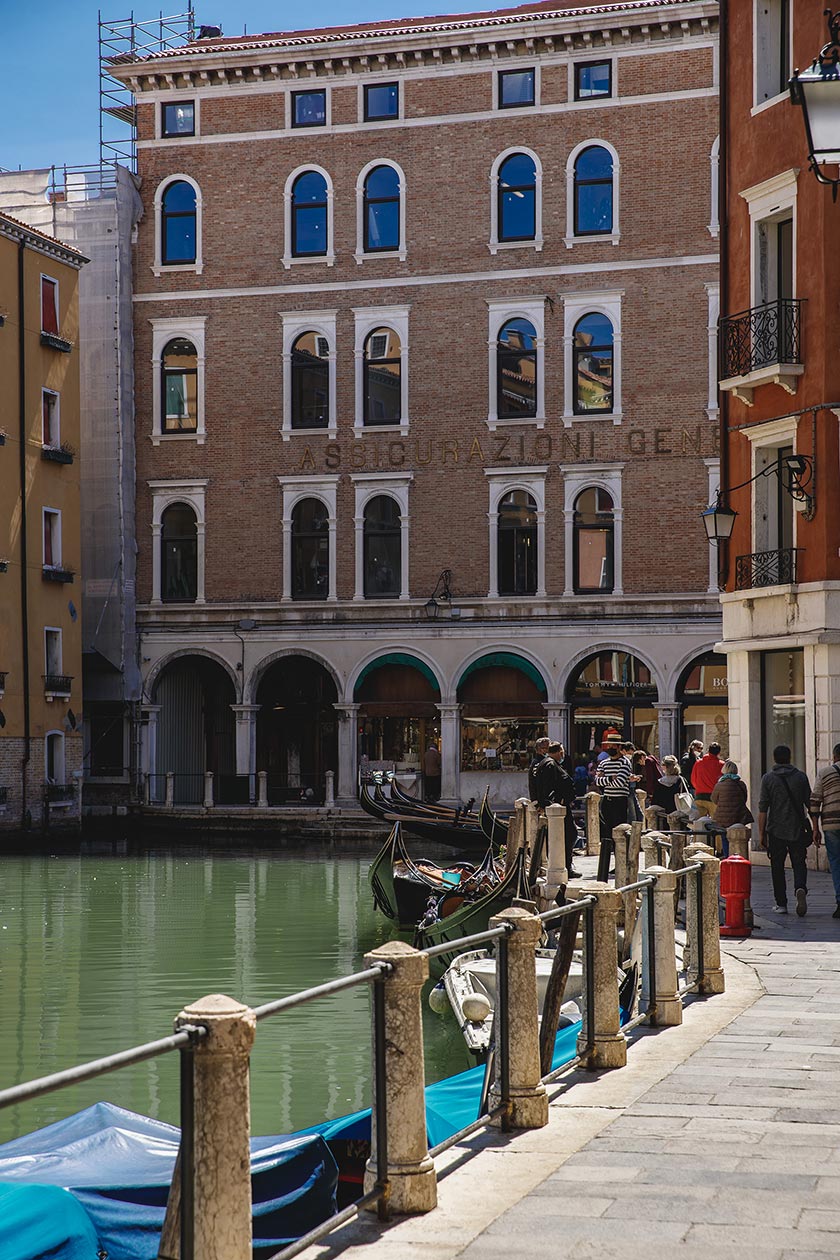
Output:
[758, 744, 813, 916]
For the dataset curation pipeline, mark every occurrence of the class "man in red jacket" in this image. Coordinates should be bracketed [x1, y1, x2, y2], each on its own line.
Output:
[691, 742, 724, 818]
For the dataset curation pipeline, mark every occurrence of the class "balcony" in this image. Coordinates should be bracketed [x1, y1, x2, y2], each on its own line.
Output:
[40, 331, 73, 354]
[735, 547, 801, 591]
[45, 783, 74, 804]
[41, 444, 75, 466]
[43, 673, 73, 700]
[42, 565, 75, 584]
[718, 299, 804, 405]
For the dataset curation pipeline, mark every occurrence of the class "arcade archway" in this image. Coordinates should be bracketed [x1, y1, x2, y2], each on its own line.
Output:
[256, 656, 338, 804]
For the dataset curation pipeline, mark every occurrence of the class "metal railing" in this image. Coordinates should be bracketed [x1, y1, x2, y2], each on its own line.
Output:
[266, 775, 325, 806]
[43, 673, 73, 694]
[44, 783, 75, 803]
[735, 546, 800, 590]
[718, 298, 803, 380]
[0, 838, 713, 1260]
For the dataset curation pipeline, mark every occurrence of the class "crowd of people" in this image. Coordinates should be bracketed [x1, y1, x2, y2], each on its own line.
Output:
[518, 733, 840, 921]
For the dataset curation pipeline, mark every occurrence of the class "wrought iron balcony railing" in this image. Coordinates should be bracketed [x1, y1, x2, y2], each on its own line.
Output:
[719, 299, 803, 381]
[43, 674, 73, 695]
[45, 783, 75, 802]
[735, 547, 801, 591]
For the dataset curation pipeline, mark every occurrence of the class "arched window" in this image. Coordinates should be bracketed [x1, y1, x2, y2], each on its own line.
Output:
[364, 327, 401, 425]
[497, 318, 537, 418]
[573, 488, 614, 593]
[574, 145, 613, 235]
[161, 338, 198, 432]
[161, 180, 197, 264]
[498, 153, 536, 242]
[573, 313, 614, 413]
[363, 496, 401, 597]
[291, 332, 329, 428]
[292, 171, 328, 257]
[161, 503, 198, 602]
[291, 498, 329, 600]
[363, 165, 400, 252]
[498, 490, 537, 596]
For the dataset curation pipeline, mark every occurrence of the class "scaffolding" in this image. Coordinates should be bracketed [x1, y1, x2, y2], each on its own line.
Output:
[99, 5, 196, 172]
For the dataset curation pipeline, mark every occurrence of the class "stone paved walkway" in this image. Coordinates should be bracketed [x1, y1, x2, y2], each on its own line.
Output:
[306, 862, 840, 1260]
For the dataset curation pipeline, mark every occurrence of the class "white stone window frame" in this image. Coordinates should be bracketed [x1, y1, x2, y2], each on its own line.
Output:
[486, 296, 546, 431]
[283, 164, 336, 270]
[149, 478, 208, 605]
[489, 146, 544, 256]
[156, 96, 201, 141]
[351, 472, 413, 602]
[567, 53, 617, 106]
[485, 465, 548, 600]
[709, 136, 720, 238]
[705, 282, 720, 421]
[277, 475, 338, 603]
[704, 457, 721, 593]
[42, 387, 60, 448]
[560, 462, 624, 597]
[562, 288, 623, 426]
[353, 304, 410, 437]
[286, 84, 333, 131]
[150, 316, 207, 446]
[492, 63, 542, 112]
[281, 309, 337, 442]
[357, 77, 404, 124]
[743, 168, 798, 309]
[752, 0, 793, 114]
[42, 506, 62, 570]
[355, 159, 407, 264]
[564, 138, 620, 250]
[152, 173, 203, 277]
[45, 730, 66, 786]
[744, 415, 799, 556]
[44, 625, 63, 676]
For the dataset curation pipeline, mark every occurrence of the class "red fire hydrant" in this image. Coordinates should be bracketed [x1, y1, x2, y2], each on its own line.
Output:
[720, 854, 752, 937]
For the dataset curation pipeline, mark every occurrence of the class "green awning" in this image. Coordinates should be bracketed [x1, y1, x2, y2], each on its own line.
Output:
[457, 653, 547, 696]
[354, 653, 441, 696]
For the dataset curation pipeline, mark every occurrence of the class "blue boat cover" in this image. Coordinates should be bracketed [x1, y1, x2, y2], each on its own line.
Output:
[0, 1102, 338, 1260]
[0, 1182, 100, 1260]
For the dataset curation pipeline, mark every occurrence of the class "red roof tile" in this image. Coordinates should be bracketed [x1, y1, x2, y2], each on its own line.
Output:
[0, 210, 86, 259]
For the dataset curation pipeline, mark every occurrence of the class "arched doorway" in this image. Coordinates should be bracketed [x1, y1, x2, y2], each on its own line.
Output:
[567, 650, 659, 758]
[256, 657, 337, 804]
[355, 656, 440, 789]
[457, 654, 548, 785]
[154, 656, 236, 803]
[677, 652, 729, 758]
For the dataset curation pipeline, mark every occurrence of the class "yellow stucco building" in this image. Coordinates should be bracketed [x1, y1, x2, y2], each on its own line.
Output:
[0, 212, 87, 831]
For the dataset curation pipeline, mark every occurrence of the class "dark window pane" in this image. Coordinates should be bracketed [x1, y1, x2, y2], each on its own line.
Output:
[497, 318, 537, 418]
[161, 504, 198, 602]
[163, 216, 196, 263]
[575, 62, 611, 98]
[163, 101, 195, 135]
[366, 201, 400, 250]
[500, 189, 535, 240]
[294, 206, 328, 255]
[576, 185, 613, 234]
[574, 313, 614, 413]
[363, 496, 401, 597]
[293, 171, 328, 203]
[291, 332, 329, 428]
[365, 83, 399, 119]
[498, 491, 537, 596]
[364, 328, 401, 424]
[499, 69, 535, 107]
[292, 498, 329, 599]
[499, 152, 536, 186]
[292, 91, 326, 127]
[366, 165, 400, 198]
[162, 180, 196, 213]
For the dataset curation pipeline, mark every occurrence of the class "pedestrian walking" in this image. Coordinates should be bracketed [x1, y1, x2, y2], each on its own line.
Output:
[710, 760, 753, 829]
[758, 744, 813, 916]
[651, 755, 690, 819]
[680, 739, 704, 786]
[528, 736, 551, 802]
[423, 742, 442, 801]
[595, 741, 634, 881]
[691, 742, 724, 818]
[534, 742, 580, 877]
[809, 742, 840, 918]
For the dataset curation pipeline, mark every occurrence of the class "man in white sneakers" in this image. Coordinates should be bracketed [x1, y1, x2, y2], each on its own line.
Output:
[758, 745, 813, 916]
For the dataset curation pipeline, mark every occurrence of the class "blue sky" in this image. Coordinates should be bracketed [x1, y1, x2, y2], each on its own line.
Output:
[0, 0, 492, 171]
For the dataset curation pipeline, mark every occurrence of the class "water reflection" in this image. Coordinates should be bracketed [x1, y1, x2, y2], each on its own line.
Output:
[0, 844, 468, 1144]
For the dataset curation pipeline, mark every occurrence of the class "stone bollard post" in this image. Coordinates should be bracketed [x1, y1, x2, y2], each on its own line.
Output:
[543, 804, 568, 901]
[642, 867, 682, 1027]
[644, 805, 662, 833]
[505, 801, 526, 874]
[635, 788, 647, 819]
[165, 772, 175, 810]
[324, 769, 335, 807]
[203, 771, 214, 809]
[363, 941, 436, 1214]
[613, 824, 630, 901]
[489, 907, 549, 1129]
[570, 882, 627, 1069]
[685, 852, 725, 995]
[524, 799, 540, 858]
[173, 994, 256, 1260]
[623, 820, 643, 948]
[585, 791, 602, 855]
[641, 827, 658, 871]
[257, 771, 268, 808]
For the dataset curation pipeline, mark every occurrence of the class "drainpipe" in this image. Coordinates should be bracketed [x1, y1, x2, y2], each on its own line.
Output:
[718, 0, 730, 590]
[17, 239, 31, 829]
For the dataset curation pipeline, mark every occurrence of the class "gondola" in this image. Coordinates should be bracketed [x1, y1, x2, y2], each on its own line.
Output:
[388, 776, 479, 824]
[360, 784, 492, 852]
[413, 848, 529, 971]
[478, 791, 509, 848]
[369, 822, 501, 929]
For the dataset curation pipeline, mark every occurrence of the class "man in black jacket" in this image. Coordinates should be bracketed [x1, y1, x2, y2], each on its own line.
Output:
[534, 742, 581, 878]
[528, 737, 550, 802]
[758, 744, 812, 916]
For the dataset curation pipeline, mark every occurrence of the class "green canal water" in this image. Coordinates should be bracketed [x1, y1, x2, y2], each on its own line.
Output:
[0, 842, 469, 1145]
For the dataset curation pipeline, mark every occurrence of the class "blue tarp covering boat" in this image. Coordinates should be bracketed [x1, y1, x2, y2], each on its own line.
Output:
[0, 1182, 100, 1260]
[0, 1102, 338, 1260]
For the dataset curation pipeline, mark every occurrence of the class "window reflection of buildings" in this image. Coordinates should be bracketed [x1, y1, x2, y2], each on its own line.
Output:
[498, 319, 537, 417]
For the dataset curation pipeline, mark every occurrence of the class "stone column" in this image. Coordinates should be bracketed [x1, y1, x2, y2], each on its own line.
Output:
[570, 882, 627, 1069]
[174, 994, 256, 1260]
[231, 704, 260, 801]
[334, 703, 360, 805]
[585, 791, 602, 855]
[203, 771, 214, 809]
[165, 772, 174, 809]
[139, 704, 161, 800]
[257, 771, 268, 809]
[644, 866, 682, 1027]
[436, 703, 461, 805]
[545, 803, 567, 895]
[654, 703, 681, 758]
[524, 799, 540, 856]
[325, 769, 335, 807]
[489, 908, 549, 1129]
[685, 851, 725, 995]
[363, 941, 436, 1214]
[543, 703, 570, 746]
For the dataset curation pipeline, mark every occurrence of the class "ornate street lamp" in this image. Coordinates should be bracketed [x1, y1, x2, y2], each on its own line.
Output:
[701, 454, 814, 543]
[790, 10, 840, 198]
[701, 498, 737, 543]
[424, 569, 453, 619]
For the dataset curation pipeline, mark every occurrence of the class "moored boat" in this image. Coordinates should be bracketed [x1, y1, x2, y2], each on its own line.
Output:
[368, 822, 500, 929]
[413, 849, 529, 970]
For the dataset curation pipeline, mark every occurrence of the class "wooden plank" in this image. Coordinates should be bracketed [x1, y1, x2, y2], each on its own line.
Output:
[539, 907, 582, 1076]
[158, 1145, 181, 1259]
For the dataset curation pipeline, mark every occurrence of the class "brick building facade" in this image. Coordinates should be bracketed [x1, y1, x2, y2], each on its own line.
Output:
[112, 0, 723, 807]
